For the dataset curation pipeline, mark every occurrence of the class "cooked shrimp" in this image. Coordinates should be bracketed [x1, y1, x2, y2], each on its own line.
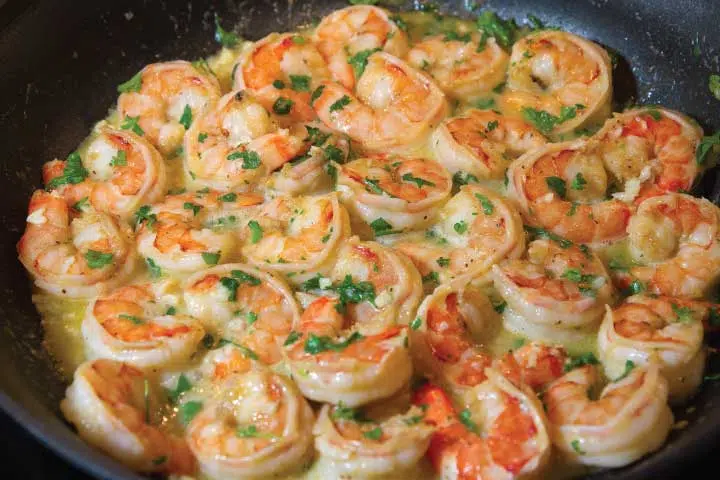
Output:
[184, 89, 309, 190]
[186, 365, 315, 479]
[431, 109, 546, 180]
[328, 237, 423, 328]
[492, 239, 615, 342]
[507, 139, 633, 244]
[43, 126, 167, 220]
[621, 193, 720, 298]
[117, 60, 221, 155]
[598, 295, 706, 403]
[82, 282, 204, 368]
[501, 30, 612, 135]
[313, 5, 409, 90]
[234, 33, 330, 123]
[313, 51, 448, 152]
[494, 341, 568, 392]
[337, 154, 452, 231]
[184, 264, 300, 365]
[135, 190, 252, 273]
[284, 296, 412, 407]
[413, 370, 551, 480]
[268, 122, 350, 195]
[18, 190, 137, 298]
[61, 359, 194, 474]
[406, 33, 508, 100]
[410, 282, 497, 397]
[395, 185, 525, 285]
[241, 193, 351, 285]
[544, 364, 673, 467]
[595, 107, 703, 201]
[313, 403, 433, 477]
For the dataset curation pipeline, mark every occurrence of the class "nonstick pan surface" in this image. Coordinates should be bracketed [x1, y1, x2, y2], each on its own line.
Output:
[0, 0, 718, 478]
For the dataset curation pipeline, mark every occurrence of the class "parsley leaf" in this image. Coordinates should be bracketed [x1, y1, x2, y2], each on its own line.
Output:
[348, 48, 381, 79]
[564, 352, 599, 372]
[145, 257, 161, 278]
[110, 150, 127, 167]
[571, 173, 587, 190]
[311, 85, 325, 104]
[452, 171, 479, 189]
[696, 131, 720, 165]
[402, 173, 436, 188]
[474, 193, 494, 215]
[168, 374, 192, 404]
[437, 257, 450, 267]
[571, 439, 586, 455]
[332, 403, 371, 422]
[369, 217, 396, 236]
[458, 409, 480, 434]
[179, 401, 203, 425]
[710, 74, 720, 101]
[284, 330, 302, 346]
[333, 274, 376, 312]
[614, 360, 636, 382]
[227, 150, 261, 169]
[248, 220, 263, 244]
[410, 317, 423, 330]
[329, 95, 351, 112]
[522, 104, 585, 134]
[453, 221, 468, 234]
[476, 10, 518, 49]
[273, 97, 294, 115]
[46, 152, 89, 190]
[304, 331, 364, 354]
[363, 426, 383, 440]
[201, 252, 220, 265]
[290, 74, 311, 92]
[179, 105, 193, 129]
[671, 303, 695, 323]
[117, 71, 143, 93]
[120, 115, 144, 136]
[214, 14, 239, 48]
[84, 250, 113, 269]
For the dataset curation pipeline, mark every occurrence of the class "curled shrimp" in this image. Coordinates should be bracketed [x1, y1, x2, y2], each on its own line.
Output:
[313, 51, 448, 152]
[241, 193, 351, 285]
[43, 126, 167, 221]
[508, 139, 633, 244]
[492, 239, 615, 342]
[621, 193, 720, 298]
[544, 363, 673, 467]
[406, 33, 508, 100]
[410, 281, 496, 397]
[500, 30, 612, 135]
[494, 341, 568, 392]
[431, 109, 546, 180]
[135, 190, 262, 273]
[186, 364, 315, 479]
[234, 33, 330, 123]
[313, 5, 409, 90]
[337, 154, 452, 232]
[413, 370, 551, 480]
[184, 89, 308, 190]
[82, 282, 204, 368]
[595, 107, 704, 201]
[598, 295, 707, 403]
[395, 185, 525, 285]
[327, 237, 423, 327]
[61, 359, 194, 474]
[184, 263, 300, 365]
[117, 61, 221, 155]
[18, 190, 137, 298]
[284, 296, 412, 407]
[268, 121, 350, 195]
[313, 403, 433, 477]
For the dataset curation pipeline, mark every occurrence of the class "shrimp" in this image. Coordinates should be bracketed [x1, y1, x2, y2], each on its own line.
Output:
[410, 282, 497, 398]
[500, 30, 612, 135]
[494, 341, 568, 392]
[60, 359, 194, 474]
[395, 185, 525, 285]
[117, 60, 221, 155]
[507, 139, 633, 244]
[284, 296, 412, 407]
[135, 190, 260, 273]
[184, 89, 308, 190]
[184, 264, 300, 365]
[431, 109, 547, 180]
[406, 33, 508, 100]
[492, 239, 615, 342]
[43, 126, 167, 220]
[234, 33, 330, 123]
[544, 363, 673, 467]
[337, 154, 452, 232]
[621, 193, 720, 298]
[323, 237, 423, 328]
[313, 403, 433, 477]
[186, 364, 315, 479]
[82, 282, 204, 368]
[241, 193, 351, 286]
[313, 5, 409, 90]
[598, 295, 706, 403]
[313, 51, 448, 152]
[595, 107, 704, 201]
[413, 370, 551, 480]
[17, 190, 137, 298]
[268, 122, 350, 195]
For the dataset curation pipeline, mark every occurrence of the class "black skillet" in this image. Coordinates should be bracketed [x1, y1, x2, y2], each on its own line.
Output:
[0, 0, 718, 478]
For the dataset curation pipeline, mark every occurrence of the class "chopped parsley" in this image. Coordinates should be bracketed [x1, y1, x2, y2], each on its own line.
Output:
[120, 115, 144, 136]
[84, 250, 113, 269]
[329, 95, 351, 112]
[402, 173, 436, 188]
[284, 330, 303, 346]
[304, 125, 331, 146]
[571, 173, 587, 190]
[564, 352, 599, 372]
[201, 252, 220, 265]
[219, 192, 237, 202]
[72, 197, 89, 212]
[117, 71, 143, 93]
[214, 14, 239, 47]
[493, 300, 507, 314]
[437, 257, 450, 267]
[363, 427, 383, 440]
[198, 132, 208, 143]
[458, 409, 480, 434]
[369, 217, 396, 236]
[443, 30, 472, 42]
[183, 202, 202, 216]
[474, 193, 494, 215]
[452, 171, 479, 189]
[671, 303, 695, 323]
[110, 150, 127, 167]
[410, 317, 423, 330]
[236, 425, 261, 438]
[348, 48, 381, 78]
[179, 105, 193, 129]
[332, 403, 371, 422]
[453, 220, 468, 234]
[248, 220, 263, 244]
[476, 10, 518, 49]
[311, 85, 325, 104]
[119, 314, 143, 325]
[623, 279, 646, 296]
[227, 150, 261, 169]
[333, 274, 377, 312]
[524, 225, 574, 249]
[168, 374, 192, 404]
[710, 74, 720, 101]
[273, 79, 285, 89]
[290, 74, 311, 92]
[567, 202, 579, 216]
[46, 152, 88, 189]
[696, 131, 720, 165]
[522, 104, 585, 134]
[166, 306, 176, 315]
[273, 97, 294, 115]
[571, 439, 586, 455]
[179, 401, 203, 425]
[545, 176, 567, 198]
[474, 97, 495, 110]
[614, 360, 636, 381]
[304, 331, 364, 354]
[145, 257, 161, 278]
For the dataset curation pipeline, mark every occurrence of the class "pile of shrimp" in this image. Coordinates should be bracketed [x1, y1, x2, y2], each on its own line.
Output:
[17, 4, 720, 479]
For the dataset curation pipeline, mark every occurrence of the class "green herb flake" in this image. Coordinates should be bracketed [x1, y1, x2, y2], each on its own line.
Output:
[422, 271, 439, 284]
[410, 317, 423, 330]
[453, 220, 468, 234]
[119, 313, 144, 325]
[437, 257, 450, 267]
[284, 330, 303, 346]
[304, 331, 365, 354]
[166, 306, 176, 315]
[117, 71, 143, 93]
[311, 85, 325, 104]
[452, 171, 479, 189]
[329, 95, 351, 112]
[183, 202, 202, 216]
[522, 104, 585, 134]
[110, 150, 127, 167]
[236, 425, 260, 438]
[614, 360, 636, 382]
[72, 197, 89, 212]
[493, 301, 507, 314]
[567, 202, 579, 216]
[474, 193, 494, 215]
[179, 400, 203, 425]
[46, 152, 89, 190]
[179, 105, 193, 130]
[304, 125, 331, 146]
[571, 439, 586, 455]
[202, 252, 221, 265]
[214, 14, 239, 48]
[571, 173, 587, 190]
[402, 172, 436, 188]
[273, 79, 286, 89]
[348, 48, 381, 79]
[696, 131, 720, 165]
[710, 74, 720, 101]
[145, 257, 161, 278]
[248, 220, 263, 244]
[545, 176, 567, 199]
[227, 150, 261, 169]
[273, 97, 294, 115]
[458, 409, 480, 434]
[564, 352, 599, 372]
[168, 374, 192, 404]
[84, 250, 114, 269]
[370, 217, 396, 237]
[671, 303, 695, 323]
[363, 426, 383, 440]
[120, 115, 144, 136]
[290, 74, 311, 92]
[474, 97, 495, 109]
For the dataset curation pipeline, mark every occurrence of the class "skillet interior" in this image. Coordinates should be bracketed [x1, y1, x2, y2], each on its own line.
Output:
[0, 0, 718, 478]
